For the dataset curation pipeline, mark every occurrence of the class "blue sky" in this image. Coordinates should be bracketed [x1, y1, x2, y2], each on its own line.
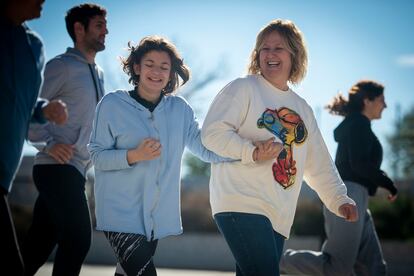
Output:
[26, 0, 414, 176]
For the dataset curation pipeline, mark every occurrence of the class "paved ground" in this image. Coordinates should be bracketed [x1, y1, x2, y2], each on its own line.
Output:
[35, 263, 235, 276]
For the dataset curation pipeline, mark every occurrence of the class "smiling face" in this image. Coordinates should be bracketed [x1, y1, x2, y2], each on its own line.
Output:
[259, 31, 292, 91]
[134, 50, 172, 103]
[83, 15, 108, 52]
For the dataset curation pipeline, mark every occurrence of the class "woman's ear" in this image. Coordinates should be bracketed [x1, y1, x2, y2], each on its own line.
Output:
[363, 98, 371, 108]
[362, 98, 374, 114]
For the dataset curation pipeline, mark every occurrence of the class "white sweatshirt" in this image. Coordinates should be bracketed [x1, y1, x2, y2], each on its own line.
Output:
[201, 75, 355, 238]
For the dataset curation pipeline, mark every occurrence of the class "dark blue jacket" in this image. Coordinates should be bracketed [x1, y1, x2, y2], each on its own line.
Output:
[334, 113, 397, 196]
[0, 18, 46, 193]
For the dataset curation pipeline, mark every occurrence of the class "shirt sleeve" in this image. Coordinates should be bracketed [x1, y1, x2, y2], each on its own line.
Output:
[303, 108, 355, 217]
[201, 79, 256, 164]
[28, 102, 55, 153]
[28, 59, 66, 146]
[87, 96, 132, 171]
[30, 99, 48, 124]
[183, 100, 234, 163]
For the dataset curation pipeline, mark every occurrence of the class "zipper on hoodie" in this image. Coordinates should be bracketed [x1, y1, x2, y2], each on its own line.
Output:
[149, 111, 161, 240]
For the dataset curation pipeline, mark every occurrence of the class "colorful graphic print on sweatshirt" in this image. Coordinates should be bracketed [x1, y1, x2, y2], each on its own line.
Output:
[257, 107, 308, 188]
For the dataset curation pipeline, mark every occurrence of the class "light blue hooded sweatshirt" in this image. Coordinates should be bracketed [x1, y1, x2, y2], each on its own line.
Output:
[88, 90, 228, 240]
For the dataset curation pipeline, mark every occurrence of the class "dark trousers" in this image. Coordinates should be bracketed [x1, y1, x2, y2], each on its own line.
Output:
[215, 212, 285, 276]
[0, 187, 25, 276]
[104, 231, 158, 276]
[22, 164, 92, 276]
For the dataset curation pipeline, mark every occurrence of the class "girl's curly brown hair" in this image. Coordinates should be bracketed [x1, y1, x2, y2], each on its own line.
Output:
[121, 35, 190, 95]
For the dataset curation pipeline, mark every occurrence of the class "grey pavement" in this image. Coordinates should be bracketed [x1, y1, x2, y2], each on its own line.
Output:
[35, 263, 234, 276]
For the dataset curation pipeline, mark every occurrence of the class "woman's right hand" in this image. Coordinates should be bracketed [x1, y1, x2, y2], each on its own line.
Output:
[339, 203, 358, 222]
[387, 193, 398, 202]
[253, 138, 283, 162]
[127, 138, 161, 165]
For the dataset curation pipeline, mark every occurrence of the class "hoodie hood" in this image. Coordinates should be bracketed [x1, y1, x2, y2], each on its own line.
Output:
[112, 90, 167, 113]
[334, 113, 370, 142]
[64, 47, 90, 64]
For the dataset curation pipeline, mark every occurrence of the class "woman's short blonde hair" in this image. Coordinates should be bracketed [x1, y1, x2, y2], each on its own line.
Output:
[248, 19, 308, 85]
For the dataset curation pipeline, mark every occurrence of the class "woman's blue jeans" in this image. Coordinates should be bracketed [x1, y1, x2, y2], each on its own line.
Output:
[214, 212, 285, 276]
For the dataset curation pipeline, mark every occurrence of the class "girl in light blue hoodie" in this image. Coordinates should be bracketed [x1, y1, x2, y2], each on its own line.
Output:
[88, 35, 228, 276]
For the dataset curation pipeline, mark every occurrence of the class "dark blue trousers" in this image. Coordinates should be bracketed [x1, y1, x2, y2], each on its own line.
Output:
[22, 164, 91, 276]
[0, 187, 24, 276]
[215, 212, 285, 276]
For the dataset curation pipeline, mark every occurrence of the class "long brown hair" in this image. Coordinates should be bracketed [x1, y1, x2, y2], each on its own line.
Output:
[326, 80, 384, 116]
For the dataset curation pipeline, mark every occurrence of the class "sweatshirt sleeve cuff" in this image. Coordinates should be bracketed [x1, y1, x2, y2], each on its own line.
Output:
[32, 99, 49, 124]
[119, 149, 133, 169]
[241, 142, 256, 165]
[332, 196, 356, 218]
[388, 185, 398, 196]
[43, 141, 57, 153]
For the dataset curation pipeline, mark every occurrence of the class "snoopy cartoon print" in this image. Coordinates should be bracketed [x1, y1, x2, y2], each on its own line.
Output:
[257, 107, 308, 188]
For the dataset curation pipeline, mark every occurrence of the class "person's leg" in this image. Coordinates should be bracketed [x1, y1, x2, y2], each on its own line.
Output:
[22, 191, 58, 276]
[354, 209, 387, 276]
[49, 165, 92, 276]
[321, 182, 368, 275]
[0, 188, 24, 276]
[280, 207, 334, 276]
[281, 181, 368, 276]
[23, 165, 91, 276]
[214, 212, 284, 276]
[104, 232, 158, 276]
[234, 237, 284, 276]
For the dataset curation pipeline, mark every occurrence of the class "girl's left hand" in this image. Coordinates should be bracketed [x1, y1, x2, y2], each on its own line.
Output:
[253, 138, 283, 162]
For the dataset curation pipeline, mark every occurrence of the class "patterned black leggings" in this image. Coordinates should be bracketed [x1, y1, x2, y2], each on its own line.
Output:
[104, 231, 158, 276]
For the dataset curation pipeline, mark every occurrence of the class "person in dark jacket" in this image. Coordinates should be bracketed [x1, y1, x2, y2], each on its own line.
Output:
[0, 0, 68, 275]
[21, 3, 107, 276]
[280, 80, 397, 276]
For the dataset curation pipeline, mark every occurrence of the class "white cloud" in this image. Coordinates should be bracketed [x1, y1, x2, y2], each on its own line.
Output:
[396, 55, 414, 67]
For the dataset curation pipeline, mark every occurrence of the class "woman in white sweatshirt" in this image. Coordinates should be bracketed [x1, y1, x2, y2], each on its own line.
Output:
[201, 19, 358, 276]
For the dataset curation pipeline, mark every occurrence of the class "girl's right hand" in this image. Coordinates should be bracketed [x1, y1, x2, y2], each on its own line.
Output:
[253, 138, 283, 162]
[127, 138, 161, 165]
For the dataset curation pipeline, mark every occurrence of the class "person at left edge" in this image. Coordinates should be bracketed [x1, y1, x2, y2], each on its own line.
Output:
[22, 3, 107, 276]
[0, 0, 68, 275]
